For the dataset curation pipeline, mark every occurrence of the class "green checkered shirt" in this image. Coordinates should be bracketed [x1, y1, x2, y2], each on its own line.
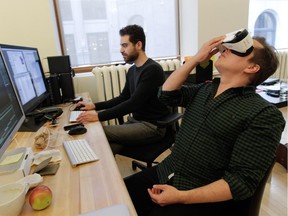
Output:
[157, 78, 285, 200]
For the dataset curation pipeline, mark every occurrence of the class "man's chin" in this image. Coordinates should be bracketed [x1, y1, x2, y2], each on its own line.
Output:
[123, 57, 133, 64]
[124, 60, 134, 64]
[123, 55, 137, 63]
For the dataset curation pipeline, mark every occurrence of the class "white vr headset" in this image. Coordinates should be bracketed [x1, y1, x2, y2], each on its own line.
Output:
[218, 29, 254, 57]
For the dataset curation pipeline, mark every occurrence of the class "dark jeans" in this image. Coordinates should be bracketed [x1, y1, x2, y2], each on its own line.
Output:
[124, 166, 239, 216]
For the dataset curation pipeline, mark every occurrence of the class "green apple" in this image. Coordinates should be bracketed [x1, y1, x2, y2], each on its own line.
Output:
[29, 185, 52, 210]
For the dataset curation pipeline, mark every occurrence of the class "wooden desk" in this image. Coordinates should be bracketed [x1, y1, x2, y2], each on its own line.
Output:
[9, 95, 137, 216]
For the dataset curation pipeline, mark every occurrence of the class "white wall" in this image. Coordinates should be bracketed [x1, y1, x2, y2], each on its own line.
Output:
[179, 0, 249, 58]
[0, 0, 60, 73]
[0, 0, 249, 71]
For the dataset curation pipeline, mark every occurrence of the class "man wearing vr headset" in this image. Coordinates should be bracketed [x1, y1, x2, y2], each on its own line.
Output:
[124, 30, 286, 216]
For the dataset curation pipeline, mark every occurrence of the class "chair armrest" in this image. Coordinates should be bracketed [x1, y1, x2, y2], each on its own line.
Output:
[156, 112, 183, 127]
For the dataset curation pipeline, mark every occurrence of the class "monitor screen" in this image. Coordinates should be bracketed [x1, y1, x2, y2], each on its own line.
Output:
[0, 52, 25, 159]
[0, 44, 50, 114]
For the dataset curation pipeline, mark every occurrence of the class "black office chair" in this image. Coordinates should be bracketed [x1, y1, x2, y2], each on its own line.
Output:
[116, 110, 182, 170]
[276, 143, 287, 170]
[229, 158, 276, 216]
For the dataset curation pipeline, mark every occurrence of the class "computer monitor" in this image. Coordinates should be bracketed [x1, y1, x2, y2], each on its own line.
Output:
[0, 51, 25, 159]
[47, 55, 71, 74]
[0, 44, 50, 115]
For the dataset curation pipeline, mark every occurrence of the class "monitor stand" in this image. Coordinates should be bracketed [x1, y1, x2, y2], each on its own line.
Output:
[19, 115, 47, 132]
[19, 106, 63, 132]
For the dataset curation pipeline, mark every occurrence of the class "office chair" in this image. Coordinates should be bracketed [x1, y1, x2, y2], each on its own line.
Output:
[116, 110, 182, 170]
[276, 143, 287, 170]
[229, 158, 276, 216]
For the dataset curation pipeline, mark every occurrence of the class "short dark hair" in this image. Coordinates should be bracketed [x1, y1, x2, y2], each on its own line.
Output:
[249, 37, 279, 86]
[119, 24, 146, 51]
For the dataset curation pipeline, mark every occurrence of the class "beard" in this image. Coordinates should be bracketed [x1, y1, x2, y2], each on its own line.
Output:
[123, 50, 139, 63]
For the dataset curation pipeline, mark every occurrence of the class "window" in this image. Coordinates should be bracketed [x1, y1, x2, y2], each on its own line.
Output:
[87, 32, 110, 64]
[65, 34, 77, 65]
[58, 0, 73, 21]
[254, 10, 276, 46]
[54, 0, 179, 67]
[82, 0, 107, 20]
[248, 0, 288, 49]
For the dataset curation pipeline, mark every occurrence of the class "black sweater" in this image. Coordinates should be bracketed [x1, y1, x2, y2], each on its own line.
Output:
[96, 58, 169, 122]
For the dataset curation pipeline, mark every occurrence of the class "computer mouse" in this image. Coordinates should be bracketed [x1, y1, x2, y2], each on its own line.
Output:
[73, 104, 85, 111]
[68, 125, 87, 135]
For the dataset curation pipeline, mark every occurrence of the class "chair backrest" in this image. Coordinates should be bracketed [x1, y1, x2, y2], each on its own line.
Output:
[231, 159, 276, 216]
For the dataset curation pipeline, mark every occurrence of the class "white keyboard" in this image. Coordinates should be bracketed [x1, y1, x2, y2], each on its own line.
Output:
[63, 139, 99, 167]
[69, 111, 85, 122]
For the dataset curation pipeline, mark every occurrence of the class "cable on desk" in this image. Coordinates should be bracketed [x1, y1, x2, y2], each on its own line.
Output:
[45, 127, 76, 149]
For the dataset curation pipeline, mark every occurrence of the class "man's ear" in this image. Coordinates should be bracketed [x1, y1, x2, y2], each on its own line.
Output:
[244, 64, 260, 74]
[136, 41, 142, 50]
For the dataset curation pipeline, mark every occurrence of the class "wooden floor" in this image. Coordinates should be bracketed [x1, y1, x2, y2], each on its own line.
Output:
[115, 150, 287, 216]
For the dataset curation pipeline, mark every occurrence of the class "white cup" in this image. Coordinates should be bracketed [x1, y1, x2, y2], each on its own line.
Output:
[280, 79, 288, 99]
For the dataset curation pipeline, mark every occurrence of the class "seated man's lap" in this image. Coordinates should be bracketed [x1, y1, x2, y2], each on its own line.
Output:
[103, 118, 165, 145]
[124, 166, 160, 216]
[125, 166, 236, 216]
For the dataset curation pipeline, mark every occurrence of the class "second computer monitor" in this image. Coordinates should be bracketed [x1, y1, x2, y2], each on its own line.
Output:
[47, 55, 71, 74]
[0, 44, 50, 115]
[0, 50, 25, 159]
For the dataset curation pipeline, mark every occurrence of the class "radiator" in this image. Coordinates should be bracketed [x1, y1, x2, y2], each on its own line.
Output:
[274, 49, 288, 79]
[91, 59, 181, 125]
[92, 64, 130, 125]
[158, 59, 181, 71]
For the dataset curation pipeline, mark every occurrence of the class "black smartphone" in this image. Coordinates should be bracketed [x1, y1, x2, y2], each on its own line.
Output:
[63, 123, 84, 131]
